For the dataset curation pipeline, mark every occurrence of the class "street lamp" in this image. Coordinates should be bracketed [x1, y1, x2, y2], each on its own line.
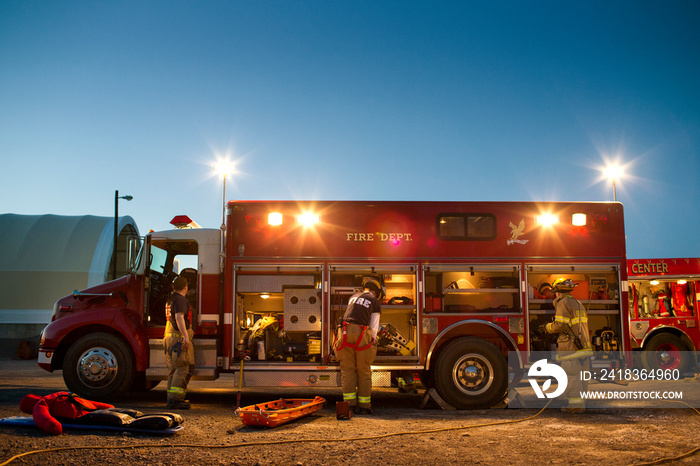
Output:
[214, 161, 236, 271]
[113, 190, 133, 280]
[603, 165, 624, 202]
[214, 161, 236, 228]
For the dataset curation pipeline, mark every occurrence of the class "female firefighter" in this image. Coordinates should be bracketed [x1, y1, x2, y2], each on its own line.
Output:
[334, 277, 383, 415]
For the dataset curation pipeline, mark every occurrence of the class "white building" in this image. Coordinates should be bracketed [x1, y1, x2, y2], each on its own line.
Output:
[0, 214, 139, 356]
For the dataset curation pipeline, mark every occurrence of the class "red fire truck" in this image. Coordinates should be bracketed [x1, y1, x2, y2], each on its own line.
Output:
[628, 258, 700, 374]
[39, 200, 630, 409]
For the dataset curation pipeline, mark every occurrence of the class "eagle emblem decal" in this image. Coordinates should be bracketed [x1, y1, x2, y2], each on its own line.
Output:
[507, 219, 528, 246]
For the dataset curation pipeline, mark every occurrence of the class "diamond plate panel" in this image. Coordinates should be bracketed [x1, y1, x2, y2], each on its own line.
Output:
[240, 369, 391, 387]
[243, 370, 341, 387]
[372, 371, 391, 386]
[147, 338, 217, 380]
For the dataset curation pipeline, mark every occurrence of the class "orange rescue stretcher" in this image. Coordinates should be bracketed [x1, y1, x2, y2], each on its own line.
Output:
[234, 396, 326, 427]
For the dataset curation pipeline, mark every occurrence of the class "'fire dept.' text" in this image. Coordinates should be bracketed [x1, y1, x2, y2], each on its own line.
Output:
[346, 232, 413, 242]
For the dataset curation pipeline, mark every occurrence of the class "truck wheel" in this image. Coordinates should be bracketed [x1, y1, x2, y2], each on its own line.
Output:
[433, 337, 508, 409]
[63, 333, 134, 400]
[642, 333, 691, 374]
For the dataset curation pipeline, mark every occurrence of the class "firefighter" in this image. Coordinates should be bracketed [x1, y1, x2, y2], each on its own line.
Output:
[542, 278, 593, 413]
[163, 276, 195, 409]
[334, 277, 383, 415]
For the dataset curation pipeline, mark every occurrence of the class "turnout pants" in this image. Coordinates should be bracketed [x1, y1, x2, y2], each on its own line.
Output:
[561, 357, 591, 408]
[334, 323, 377, 409]
[164, 330, 195, 402]
[558, 339, 591, 408]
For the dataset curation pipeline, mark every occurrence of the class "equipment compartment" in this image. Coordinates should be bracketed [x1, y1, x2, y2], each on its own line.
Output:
[234, 268, 323, 363]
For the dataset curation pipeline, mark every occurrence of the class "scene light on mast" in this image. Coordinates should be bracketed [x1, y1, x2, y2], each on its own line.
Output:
[214, 160, 237, 178]
[603, 164, 624, 202]
[603, 165, 624, 181]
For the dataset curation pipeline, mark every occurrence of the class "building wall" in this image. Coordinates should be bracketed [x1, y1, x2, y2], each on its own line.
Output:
[0, 214, 139, 358]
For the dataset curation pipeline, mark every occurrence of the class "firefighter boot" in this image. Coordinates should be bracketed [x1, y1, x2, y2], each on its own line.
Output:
[397, 376, 418, 395]
[166, 399, 191, 410]
[353, 406, 373, 415]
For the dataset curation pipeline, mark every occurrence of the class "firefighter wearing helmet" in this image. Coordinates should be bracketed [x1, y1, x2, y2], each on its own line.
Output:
[541, 278, 593, 413]
[333, 277, 383, 415]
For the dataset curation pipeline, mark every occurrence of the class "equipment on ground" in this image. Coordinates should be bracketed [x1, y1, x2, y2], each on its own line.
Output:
[235, 397, 326, 428]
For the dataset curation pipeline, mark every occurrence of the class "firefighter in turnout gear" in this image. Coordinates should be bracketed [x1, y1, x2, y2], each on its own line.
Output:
[163, 276, 195, 409]
[334, 277, 383, 415]
[544, 278, 593, 413]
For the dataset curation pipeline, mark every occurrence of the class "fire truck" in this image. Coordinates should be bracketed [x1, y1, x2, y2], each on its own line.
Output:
[628, 258, 700, 374]
[39, 200, 630, 409]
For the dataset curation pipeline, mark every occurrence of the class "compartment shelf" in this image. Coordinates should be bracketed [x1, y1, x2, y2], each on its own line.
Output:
[443, 288, 519, 294]
[529, 309, 621, 315]
[529, 299, 618, 305]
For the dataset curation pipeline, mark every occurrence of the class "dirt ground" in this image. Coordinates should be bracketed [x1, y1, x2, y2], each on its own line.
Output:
[1, 360, 700, 465]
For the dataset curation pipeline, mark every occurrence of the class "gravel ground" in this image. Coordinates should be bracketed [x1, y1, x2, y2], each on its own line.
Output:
[1, 360, 700, 465]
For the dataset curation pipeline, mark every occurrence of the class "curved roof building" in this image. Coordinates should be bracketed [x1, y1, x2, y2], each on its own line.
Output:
[0, 214, 139, 326]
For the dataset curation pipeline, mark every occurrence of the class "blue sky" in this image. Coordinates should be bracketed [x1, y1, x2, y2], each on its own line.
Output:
[1, 1, 698, 259]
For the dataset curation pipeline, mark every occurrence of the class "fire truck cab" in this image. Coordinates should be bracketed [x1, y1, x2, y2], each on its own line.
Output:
[628, 258, 700, 374]
[39, 200, 631, 409]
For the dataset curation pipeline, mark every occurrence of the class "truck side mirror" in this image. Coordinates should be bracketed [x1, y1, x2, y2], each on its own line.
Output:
[127, 235, 143, 273]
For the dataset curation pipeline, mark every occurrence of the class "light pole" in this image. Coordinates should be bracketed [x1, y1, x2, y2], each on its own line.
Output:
[214, 161, 236, 271]
[113, 190, 133, 280]
[603, 165, 623, 202]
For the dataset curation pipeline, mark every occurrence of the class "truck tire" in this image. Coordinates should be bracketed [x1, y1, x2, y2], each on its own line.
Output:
[642, 333, 691, 375]
[433, 337, 508, 409]
[63, 333, 134, 400]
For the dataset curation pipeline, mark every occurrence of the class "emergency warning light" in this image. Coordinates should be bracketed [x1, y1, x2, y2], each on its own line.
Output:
[170, 215, 201, 229]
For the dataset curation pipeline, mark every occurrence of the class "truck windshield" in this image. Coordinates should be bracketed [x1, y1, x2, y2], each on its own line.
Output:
[150, 244, 168, 274]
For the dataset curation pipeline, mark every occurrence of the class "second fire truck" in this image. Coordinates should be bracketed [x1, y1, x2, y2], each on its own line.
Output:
[628, 257, 700, 374]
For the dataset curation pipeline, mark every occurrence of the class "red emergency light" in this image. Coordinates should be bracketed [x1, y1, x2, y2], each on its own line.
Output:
[170, 215, 201, 229]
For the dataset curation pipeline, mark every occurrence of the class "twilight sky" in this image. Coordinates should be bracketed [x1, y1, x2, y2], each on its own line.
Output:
[1, 1, 698, 258]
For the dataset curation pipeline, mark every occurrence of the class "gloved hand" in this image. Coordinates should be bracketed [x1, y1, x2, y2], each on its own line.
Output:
[169, 341, 183, 358]
[537, 324, 548, 335]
